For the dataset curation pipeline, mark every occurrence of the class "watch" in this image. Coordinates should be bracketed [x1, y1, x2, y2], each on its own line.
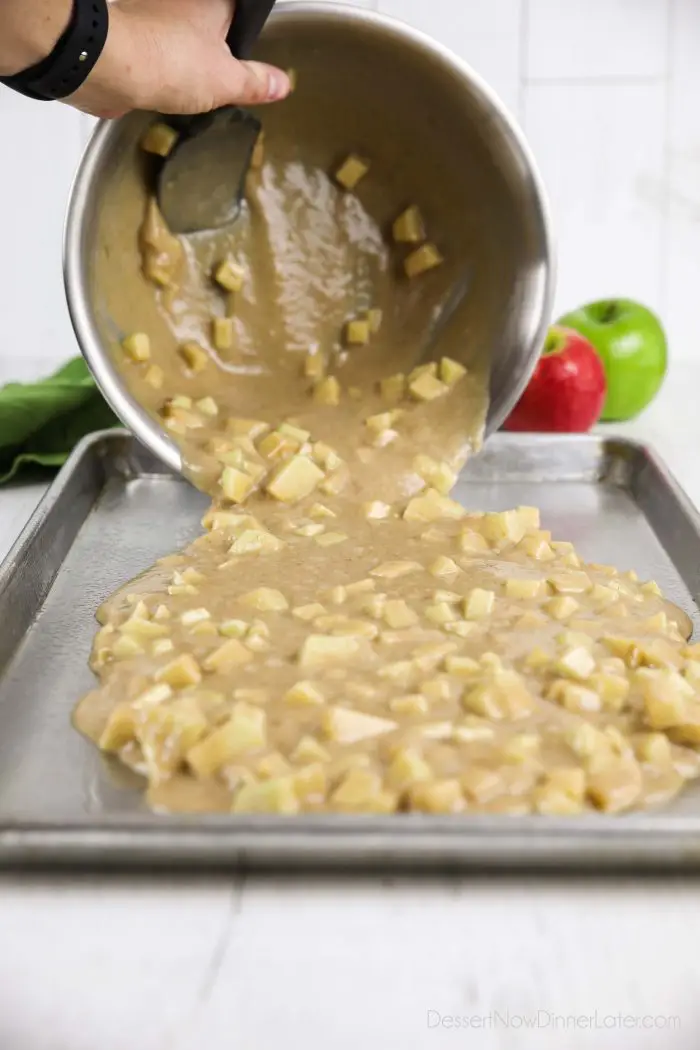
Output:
[0, 0, 109, 102]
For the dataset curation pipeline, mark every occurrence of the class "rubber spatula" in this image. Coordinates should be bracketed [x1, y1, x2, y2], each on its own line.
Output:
[157, 0, 277, 235]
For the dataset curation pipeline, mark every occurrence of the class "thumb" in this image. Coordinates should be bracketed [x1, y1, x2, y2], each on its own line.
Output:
[214, 57, 291, 107]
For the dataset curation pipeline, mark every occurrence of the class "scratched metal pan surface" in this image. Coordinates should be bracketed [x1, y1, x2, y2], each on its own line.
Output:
[2, 429, 700, 872]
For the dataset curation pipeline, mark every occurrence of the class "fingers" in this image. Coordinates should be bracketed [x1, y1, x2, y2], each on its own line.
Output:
[218, 59, 291, 107]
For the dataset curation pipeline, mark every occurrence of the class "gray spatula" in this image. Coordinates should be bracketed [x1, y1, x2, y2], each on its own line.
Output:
[157, 0, 277, 235]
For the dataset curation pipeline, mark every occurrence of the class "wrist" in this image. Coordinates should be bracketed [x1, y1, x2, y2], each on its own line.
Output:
[0, 0, 73, 76]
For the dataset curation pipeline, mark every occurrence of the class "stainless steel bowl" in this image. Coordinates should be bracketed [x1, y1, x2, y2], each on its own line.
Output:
[64, 1, 555, 476]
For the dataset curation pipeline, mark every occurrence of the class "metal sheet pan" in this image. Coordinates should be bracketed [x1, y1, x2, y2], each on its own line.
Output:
[2, 429, 700, 872]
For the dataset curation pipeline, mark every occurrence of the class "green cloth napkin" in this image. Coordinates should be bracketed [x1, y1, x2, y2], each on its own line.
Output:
[0, 357, 119, 483]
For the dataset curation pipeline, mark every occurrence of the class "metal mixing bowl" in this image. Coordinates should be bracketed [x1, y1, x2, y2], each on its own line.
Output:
[64, 1, 555, 476]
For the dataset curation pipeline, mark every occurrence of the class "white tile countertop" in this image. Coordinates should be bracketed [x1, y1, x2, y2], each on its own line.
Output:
[2, 363, 700, 1050]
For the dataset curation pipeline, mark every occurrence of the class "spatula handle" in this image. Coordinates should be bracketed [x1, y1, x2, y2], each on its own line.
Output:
[226, 0, 277, 60]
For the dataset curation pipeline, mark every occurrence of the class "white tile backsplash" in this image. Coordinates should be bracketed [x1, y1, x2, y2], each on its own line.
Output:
[525, 80, 667, 319]
[0, 88, 84, 379]
[527, 0, 669, 82]
[377, 0, 523, 116]
[1, 0, 700, 379]
[666, 0, 700, 358]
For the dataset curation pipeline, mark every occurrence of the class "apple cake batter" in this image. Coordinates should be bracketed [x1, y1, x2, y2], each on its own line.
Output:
[73, 113, 700, 817]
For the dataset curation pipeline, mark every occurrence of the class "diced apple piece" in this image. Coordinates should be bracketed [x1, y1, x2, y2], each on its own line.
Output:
[463, 588, 495, 620]
[257, 430, 298, 461]
[255, 752, 292, 780]
[589, 672, 629, 712]
[120, 617, 169, 640]
[99, 702, 137, 751]
[505, 577, 547, 600]
[387, 747, 432, 788]
[212, 316, 233, 351]
[445, 656, 481, 677]
[188, 703, 266, 777]
[313, 376, 341, 406]
[220, 466, 254, 504]
[548, 571, 591, 594]
[392, 204, 425, 243]
[344, 319, 370, 346]
[285, 681, 325, 707]
[408, 371, 448, 401]
[330, 769, 396, 813]
[311, 441, 343, 470]
[218, 620, 247, 638]
[320, 465, 349, 496]
[315, 532, 348, 547]
[409, 778, 464, 813]
[553, 646, 596, 682]
[424, 603, 457, 626]
[439, 357, 467, 385]
[144, 364, 164, 389]
[429, 556, 460, 578]
[179, 341, 208, 372]
[390, 694, 430, 715]
[461, 765, 504, 804]
[214, 259, 244, 292]
[367, 308, 383, 333]
[203, 638, 253, 672]
[293, 603, 327, 622]
[180, 607, 211, 627]
[546, 596, 579, 620]
[266, 455, 324, 502]
[481, 509, 528, 546]
[463, 671, 535, 721]
[542, 767, 586, 802]
[323, 705, 396, 744]
[232, 777, 299, 814]
[240, 587, 288, 612]
[122, 332, 151, 362]
[548, 679, 601, 713]
[229, 529, 284, 555]
[155, 654, 202, 689]
[534, 788, 584, 816]
[459, 529, 490, 554]
[637, 639, 683, 670]
[382, 599, 419, 629]
[334, 154, 369, 190]
[404, 242, 443, 278]
[295, 523, 325, 538]
[371, 560, 422, 579]
[291, 736, 331, 765]
[379, 373, 406, 404]
[587, 758, 642, 813]
[299, 635, 361, 669]
[639, 668, 694, 729]
[413, 454, 457, 495]
[636, 732, 673, 766]
[403, 488, 465, 523]
[152, 639, 174, 656]
[502, 733, 541, 763]
[141, 121, 179, 156]
[291, 763, 327, 804]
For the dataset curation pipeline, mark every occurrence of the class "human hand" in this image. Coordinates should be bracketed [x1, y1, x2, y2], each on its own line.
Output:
[71, 0, 289, 118]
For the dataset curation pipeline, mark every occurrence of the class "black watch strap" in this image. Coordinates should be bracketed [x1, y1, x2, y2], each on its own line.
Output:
[0, 0, 109, 102]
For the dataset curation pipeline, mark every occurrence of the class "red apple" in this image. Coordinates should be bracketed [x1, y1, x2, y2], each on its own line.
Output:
[504, 326, 607, 433]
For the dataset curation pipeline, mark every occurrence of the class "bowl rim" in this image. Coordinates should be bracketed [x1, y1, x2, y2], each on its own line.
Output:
[63, 0, 556, 474]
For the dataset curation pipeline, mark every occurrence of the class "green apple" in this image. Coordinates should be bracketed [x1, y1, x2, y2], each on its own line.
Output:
[556, 299, 667, 422]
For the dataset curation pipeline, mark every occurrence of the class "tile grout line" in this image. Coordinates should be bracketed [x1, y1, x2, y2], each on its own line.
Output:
[659, 0, 676, 328]
[524, 74, 667, 88]
[517, 0, 530, 125]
